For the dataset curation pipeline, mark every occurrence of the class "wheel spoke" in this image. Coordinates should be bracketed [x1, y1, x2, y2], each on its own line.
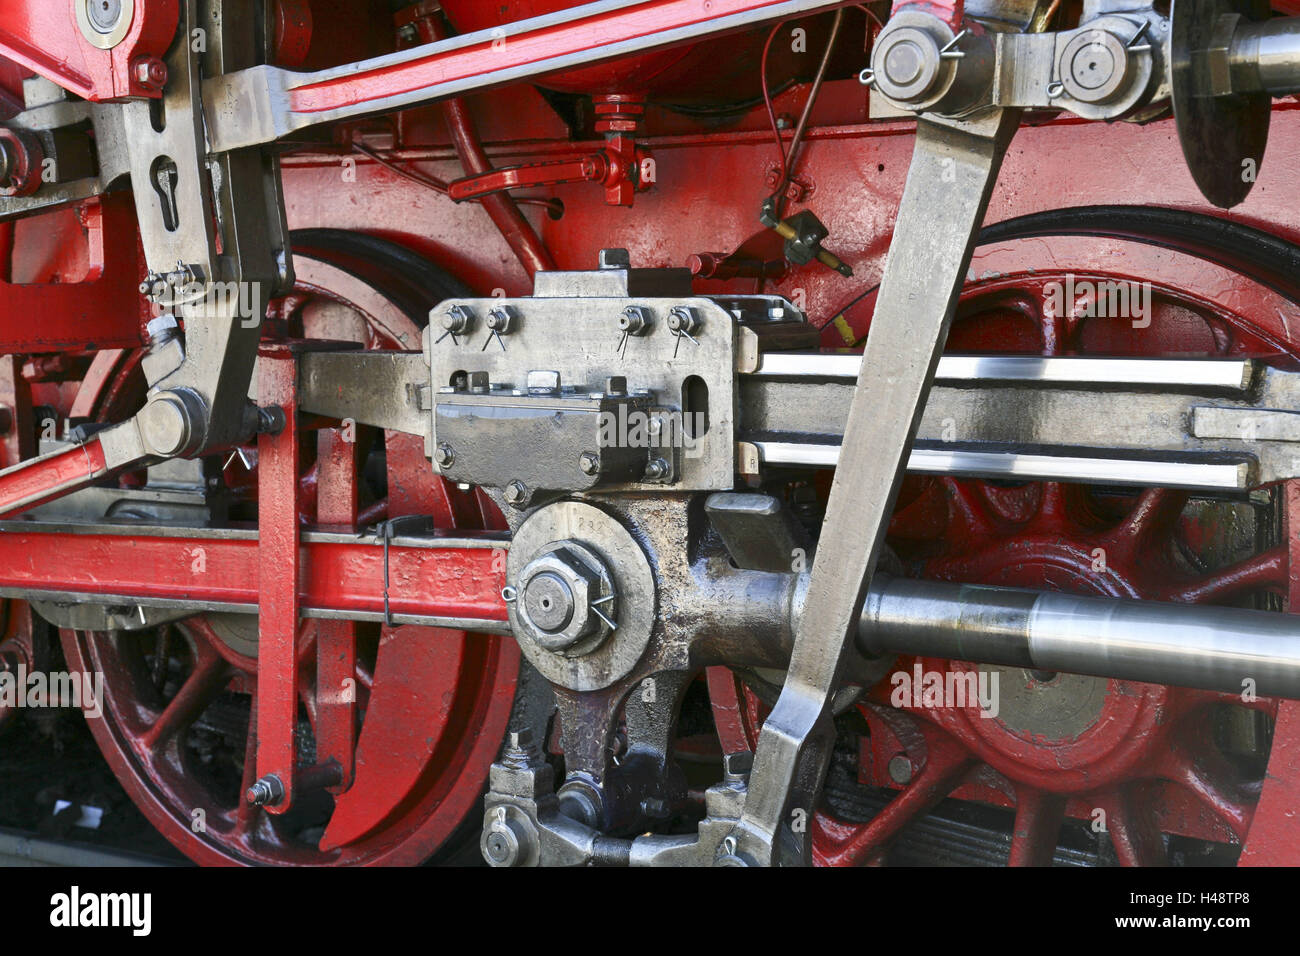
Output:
[1102, 786, 1167, 866]
[1161, 545, 1286, 604]
[138, 651, 229, 754]
[812, 728, 976, 867]
[1156, 734, 1255, 841]
[1007, 787, 1066, 866]
[1104, 487, 1189, 561]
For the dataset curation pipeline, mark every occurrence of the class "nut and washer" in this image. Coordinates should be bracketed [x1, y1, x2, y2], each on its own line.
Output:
[619, 306, 651, 334]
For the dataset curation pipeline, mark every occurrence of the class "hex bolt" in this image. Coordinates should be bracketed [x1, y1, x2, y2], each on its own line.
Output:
[579, 451, 600, 476]
[246, 774, 286, 807]
[504, 480, 530, 507]
[666, 306, 700, 336]
[644, 458, 670, 481]
[522, 571, 577, 633]
[619, 306, 650, 335]
[441, 304, 473, 334]
[133, 57, 168, 91]
[486, 305, 516, 334]
[435, 443, 456, 468]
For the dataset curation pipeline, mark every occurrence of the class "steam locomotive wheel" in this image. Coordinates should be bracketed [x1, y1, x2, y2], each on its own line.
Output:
[712, 211, 1300, 866]
[59, 232, 519, 865]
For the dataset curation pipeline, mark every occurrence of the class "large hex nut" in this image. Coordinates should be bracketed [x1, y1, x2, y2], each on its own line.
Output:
[515, 544, 616, 656]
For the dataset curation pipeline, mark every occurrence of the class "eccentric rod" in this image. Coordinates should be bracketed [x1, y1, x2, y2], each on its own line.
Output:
[859, 576, 1300, 700]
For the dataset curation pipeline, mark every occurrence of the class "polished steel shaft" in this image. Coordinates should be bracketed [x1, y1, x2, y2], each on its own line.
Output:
[1232, 16, 1300, 96]
[859, 576, 1300, 699]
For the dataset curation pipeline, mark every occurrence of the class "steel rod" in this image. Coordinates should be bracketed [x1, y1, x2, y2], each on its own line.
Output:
[859, 575, 1300, 699]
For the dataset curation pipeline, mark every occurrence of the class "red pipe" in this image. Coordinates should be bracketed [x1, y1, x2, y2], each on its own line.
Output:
[414, 12, 555, 279]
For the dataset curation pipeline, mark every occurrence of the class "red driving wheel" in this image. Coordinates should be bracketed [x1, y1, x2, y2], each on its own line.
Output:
[59, 233, 519, 865]
[711, 213, 1300, 866]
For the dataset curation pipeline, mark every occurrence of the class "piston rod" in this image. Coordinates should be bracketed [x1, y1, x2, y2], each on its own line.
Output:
[859, 576, 1300, 700]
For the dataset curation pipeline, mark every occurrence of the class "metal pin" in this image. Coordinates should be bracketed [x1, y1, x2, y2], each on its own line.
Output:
[1046, 80, 1065, 99]
[591, 594, 616, 606]
[590, 604, 617, 631]
[223, 446, 254, 471]
[435, 329, 460, 345]
[858, 68, 875, 86]
[672, 329, 699, 359]
[482, 329, 507, 352]
[1127, 20, 1151, 50]
[502, 586, 518, 603]
[939, 28, 968, 59]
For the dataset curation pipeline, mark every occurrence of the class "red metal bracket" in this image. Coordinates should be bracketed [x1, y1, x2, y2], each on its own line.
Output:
[256, 345, 302, 813]
[315, 425, 358, 791]
[0, 0, 179, 102]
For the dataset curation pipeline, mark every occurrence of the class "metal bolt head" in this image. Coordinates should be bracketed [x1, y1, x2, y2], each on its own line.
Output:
[481, 819, 524, 866]
[887, 754, 914, 785]
[514, 544, 616, 656]
[246, 774, 285, 807]
[486, 305, 515, 333]
[522, 571, 577, 632]
[667, 306, 699, 335]
[579, 451, 600, 476]
[504, 480, 529, 507]
[133, 57, 168, 90]
[1059, 30, 1131, 104]
[434, 442, 455, 468]
[619, 306, 649, 334]
[441, 304, 473, 333]
[643, 458, 670, 481]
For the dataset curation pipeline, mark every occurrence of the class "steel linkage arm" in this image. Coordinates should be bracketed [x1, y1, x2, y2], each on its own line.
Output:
[0, 0, 291, 519]
[202, 0, 860, 152]
[726, 107, 1021, 867]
